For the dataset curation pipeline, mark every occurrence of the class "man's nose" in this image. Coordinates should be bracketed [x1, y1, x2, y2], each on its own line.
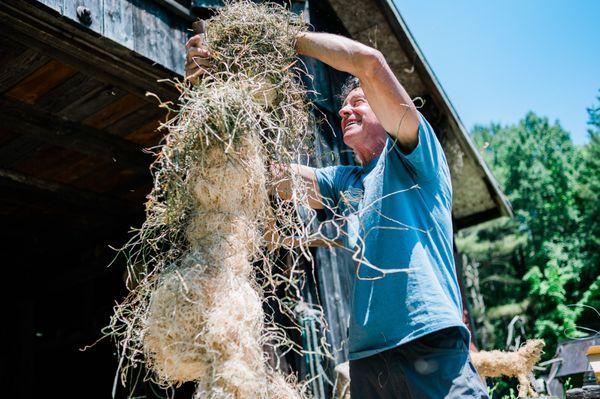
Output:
[339, 104, 352, 118]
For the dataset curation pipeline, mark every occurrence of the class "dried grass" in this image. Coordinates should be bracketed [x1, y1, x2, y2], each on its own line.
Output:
[104, 1, 319, 398]
[471, 339, 545, 397]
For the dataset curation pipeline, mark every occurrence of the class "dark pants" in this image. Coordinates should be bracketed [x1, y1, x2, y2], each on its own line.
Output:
[349, 327, 489, 399]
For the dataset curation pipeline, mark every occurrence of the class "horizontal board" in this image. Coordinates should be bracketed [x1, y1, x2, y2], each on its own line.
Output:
[5, 59, 77, 104]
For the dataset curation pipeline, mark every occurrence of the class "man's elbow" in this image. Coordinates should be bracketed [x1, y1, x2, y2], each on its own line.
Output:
[356, 48, 386, 79]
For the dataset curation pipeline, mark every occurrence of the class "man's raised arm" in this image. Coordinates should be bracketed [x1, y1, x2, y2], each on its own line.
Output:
[295, 32, 420, 152]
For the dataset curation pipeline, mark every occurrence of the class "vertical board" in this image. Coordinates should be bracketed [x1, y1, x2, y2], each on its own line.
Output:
[152, 7, 176, 72]
[63, 0, 104, 35]
[132, 0, 188, 75]
[169, 18, 188, 75]
[35, 0, 188, 74]
[103, 0, 134, 50]
[132, 1, 160, 69]
[36, 0, 65, 14]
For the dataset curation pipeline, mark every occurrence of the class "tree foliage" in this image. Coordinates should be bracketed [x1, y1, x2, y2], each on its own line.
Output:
[457, 93, 600, 355]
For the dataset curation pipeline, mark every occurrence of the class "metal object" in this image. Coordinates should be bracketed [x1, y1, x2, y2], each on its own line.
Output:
[76, 6, 92, 26]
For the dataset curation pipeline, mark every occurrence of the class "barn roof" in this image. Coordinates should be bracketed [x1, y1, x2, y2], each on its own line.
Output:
[0, 0, 510, 232]
[325, 0, 512, 227]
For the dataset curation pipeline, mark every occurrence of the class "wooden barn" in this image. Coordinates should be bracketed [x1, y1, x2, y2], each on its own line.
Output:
[0, 0, 511, 398]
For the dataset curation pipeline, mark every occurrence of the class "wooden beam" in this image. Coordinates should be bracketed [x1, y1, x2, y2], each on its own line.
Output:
[0, 97, 151, 172]
[373, 0, 513, 220]
[453, 207, 502, 231]
[0, 43, 51, 93]
[5, 59, 77, 104]
[0, 0, 180, 102]
[0, 167, 143, 217]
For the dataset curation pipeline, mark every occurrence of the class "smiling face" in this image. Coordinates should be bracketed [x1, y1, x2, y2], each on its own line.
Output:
[339, 87, 386, 150]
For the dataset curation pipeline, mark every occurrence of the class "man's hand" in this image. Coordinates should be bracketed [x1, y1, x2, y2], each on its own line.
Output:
[185, 34, 212, 84]
[270, 163, 324, 210]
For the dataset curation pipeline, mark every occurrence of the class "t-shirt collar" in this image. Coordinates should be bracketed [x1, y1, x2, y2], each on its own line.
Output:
[361, 154, 379, 174]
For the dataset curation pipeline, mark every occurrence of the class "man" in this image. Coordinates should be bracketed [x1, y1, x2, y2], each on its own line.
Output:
[186, 29, 488, 399]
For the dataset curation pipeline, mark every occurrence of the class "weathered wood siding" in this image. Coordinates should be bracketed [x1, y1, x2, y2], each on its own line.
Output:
[35, 0, 189, 74]
[303, 0, 357, 369]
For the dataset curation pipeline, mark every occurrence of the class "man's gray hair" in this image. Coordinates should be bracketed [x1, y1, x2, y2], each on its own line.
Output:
[339, 76, 361, 102]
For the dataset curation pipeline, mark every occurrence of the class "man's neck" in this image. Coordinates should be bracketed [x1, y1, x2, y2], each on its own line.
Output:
[353, 135, 387, 165]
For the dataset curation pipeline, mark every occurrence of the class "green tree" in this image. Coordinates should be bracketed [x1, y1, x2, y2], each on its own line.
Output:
[459, 104, 600, 354]
[572, 93, 600, 330]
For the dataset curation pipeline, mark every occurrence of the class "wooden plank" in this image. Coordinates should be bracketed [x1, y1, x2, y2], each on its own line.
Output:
[131, 0, 187, 74]
[63, 0, 103, 35]
[35, 72, 105, 113]
[132, 1, 160, 69]
[374, 0, 512, 220]
[12, 145, 101, 184]
[5, 59, 77, 104]
[453, 207, 502, 231]
[58, 84, 127, 121]
[105, 103, 163, 138]
[0, 47, 50, 93]
[0, 1, 180, 101]
[0, 33, 25, 59]
[0, 167, 142, 216]
[82, 93, 146, 129]
[155, 9, 176, 72]
[0, 97, 150, 171]
[36, 0, 65, 14]
[103, 0, 134, 50]
[124, 118, 162, 146]
[0, 135, 45, 168]
[170, 18, 187, 74]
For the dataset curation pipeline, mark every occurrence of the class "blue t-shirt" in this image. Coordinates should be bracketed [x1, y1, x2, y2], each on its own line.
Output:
[315, 113, 469, 360]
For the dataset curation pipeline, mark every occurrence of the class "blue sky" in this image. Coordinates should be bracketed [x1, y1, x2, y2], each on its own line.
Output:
[393, 0, 600, 145]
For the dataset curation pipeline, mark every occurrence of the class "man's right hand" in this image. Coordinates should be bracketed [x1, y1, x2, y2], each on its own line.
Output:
[185, 34, 212, 84]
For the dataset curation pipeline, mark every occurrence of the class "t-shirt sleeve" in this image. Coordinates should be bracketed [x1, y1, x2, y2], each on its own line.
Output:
[314, 165, 340, 213]
[387, 112, 448, 182]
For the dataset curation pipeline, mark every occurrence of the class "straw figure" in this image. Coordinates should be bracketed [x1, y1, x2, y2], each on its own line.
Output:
[471, 339, 545, 398]
[106, 2, 317, 398]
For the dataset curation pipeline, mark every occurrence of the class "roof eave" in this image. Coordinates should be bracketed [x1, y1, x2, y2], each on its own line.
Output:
[375, 0, 512, 220]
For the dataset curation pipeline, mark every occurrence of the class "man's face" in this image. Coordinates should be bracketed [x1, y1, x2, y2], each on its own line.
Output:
[338, 88, 385, 149]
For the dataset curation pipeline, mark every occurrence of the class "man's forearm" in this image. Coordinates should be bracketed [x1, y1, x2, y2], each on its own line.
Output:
[295, 32, 378, 80]
[271, 163, 324, 210]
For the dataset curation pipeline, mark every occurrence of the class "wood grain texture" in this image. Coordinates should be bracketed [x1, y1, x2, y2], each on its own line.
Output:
[12, 145, 101, 184]
[83, 93, 146, 129]
[0, 1, 180, 100]
[64, 0, 103, 35]
[0, 135, 45, 168]
[5, 59, 77, 104]
[35, 72, 105, 113]
[105, 104, 163, 137]
[58, 84, 126, 121]
[72, 162, 140, 193]
[0, 97, 150, 171]
[36, 0, 64, 14]
[0, 46, 51, 93]
[124, 119, 162, 146]
[103, 0, 134, 50]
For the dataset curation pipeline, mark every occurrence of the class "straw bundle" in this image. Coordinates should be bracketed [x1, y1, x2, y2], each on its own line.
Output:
[106, 2, 314, 398]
